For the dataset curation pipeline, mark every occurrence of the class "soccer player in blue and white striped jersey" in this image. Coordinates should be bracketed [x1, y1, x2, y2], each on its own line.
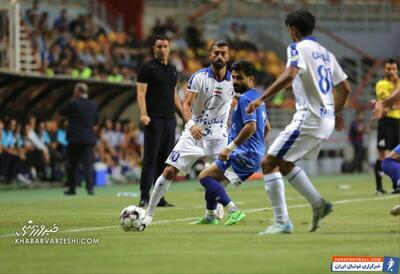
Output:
[247, 10, 351, 234]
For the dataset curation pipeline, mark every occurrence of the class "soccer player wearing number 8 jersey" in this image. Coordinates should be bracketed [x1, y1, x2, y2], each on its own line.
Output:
[246, 10, 351, 234]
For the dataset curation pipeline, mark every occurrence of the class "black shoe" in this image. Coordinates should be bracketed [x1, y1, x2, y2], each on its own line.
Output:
[87, 190, 95, 196]
[157, 198, 174, 207]
[64, 190, 76, 195]
[391, 189, 400, 194]
[375, 189, 387, 195]
[138, 199, 149, 208]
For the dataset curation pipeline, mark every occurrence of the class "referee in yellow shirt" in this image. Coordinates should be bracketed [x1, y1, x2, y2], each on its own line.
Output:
[375, 59, 400, 194]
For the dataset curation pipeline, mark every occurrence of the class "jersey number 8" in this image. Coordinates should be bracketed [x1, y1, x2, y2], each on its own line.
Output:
[317, 65, 332, 94]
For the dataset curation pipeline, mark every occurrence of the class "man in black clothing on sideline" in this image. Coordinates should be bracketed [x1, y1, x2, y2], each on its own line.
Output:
[136, 35, 182, 207]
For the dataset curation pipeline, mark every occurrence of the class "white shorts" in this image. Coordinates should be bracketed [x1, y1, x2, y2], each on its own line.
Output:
[268, 129, 323, 162]
[165, 136, 227, 174]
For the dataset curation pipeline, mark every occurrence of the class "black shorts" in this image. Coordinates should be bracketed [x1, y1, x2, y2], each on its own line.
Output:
[377, 117, 400, 150]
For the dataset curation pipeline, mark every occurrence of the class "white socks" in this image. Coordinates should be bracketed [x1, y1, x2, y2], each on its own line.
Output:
[285, 166, 323, 209]
[264, 172, 289, 224]
[206, 209, 217, 220]
[146, 175, 172, 217]
[225, 201, 237, 213]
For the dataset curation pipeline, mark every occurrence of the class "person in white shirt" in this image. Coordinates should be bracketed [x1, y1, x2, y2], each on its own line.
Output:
[144, 41, 235, 226]
[247, 9, 351, 234]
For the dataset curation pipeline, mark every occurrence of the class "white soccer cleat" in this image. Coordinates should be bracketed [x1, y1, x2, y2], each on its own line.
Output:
[390, 205, 400, 216]
[143, 215, 153, 226]
[258, 221, 294, 235]
[216, 203, 225, 220]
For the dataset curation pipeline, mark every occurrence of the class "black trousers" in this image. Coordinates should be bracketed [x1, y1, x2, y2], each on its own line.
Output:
[351, 142, 364, 173]
[67, 144, 94, 192]
[140, 117, 176, 201]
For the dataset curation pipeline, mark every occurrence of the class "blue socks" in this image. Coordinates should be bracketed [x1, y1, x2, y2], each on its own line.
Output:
[382, 158, 400, 189]
[200, 177, 232, 210]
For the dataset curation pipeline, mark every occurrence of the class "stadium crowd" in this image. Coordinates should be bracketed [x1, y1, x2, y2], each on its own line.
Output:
[23, 2, 285, 92]
[0, 117, 143, 185]
[6, 2, 362, 187]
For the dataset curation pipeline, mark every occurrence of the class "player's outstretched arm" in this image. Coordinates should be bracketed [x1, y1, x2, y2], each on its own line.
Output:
[246, 66, 298, 114]
[219, 121, 256, 161]
[182, 90, 203, 139]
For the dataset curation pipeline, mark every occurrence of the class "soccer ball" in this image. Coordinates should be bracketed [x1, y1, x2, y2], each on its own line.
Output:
[120, 205, 146, 232]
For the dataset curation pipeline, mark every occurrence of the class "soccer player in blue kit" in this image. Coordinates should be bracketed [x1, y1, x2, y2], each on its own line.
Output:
[193, 60, 271, 225]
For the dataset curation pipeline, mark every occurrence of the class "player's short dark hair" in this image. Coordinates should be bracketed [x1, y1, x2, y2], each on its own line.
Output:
[384, 58, 398, 68]
[285, 9, 315, 37]
[209, 40, 231, 52]
[231, 60, 256, 77]
[152, 35, 170, 46]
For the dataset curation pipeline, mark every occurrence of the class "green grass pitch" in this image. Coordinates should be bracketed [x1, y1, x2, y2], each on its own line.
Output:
[0, 174, 399, 274]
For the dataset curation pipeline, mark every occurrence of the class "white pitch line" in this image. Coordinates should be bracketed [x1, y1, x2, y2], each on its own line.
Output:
[0, 195, 397, 239]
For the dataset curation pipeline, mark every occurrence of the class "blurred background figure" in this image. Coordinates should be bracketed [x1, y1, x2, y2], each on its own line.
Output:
[348, 110, 368, 173]
[60, 83, 98, 195]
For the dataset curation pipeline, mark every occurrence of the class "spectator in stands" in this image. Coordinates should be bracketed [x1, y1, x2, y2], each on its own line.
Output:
[151, 18, 166, 37]
[60, 83, 98, 195]
[349, 110, 368, 173]
[78, 47, 96, 66]
[126, 25, 142, 48]
[0, 119, 22, 183]
[69, 14, 85, 39]
[25, 121, 50, 180]
[107, 66, 124, 82]
[37, 12, 49, 34]
[38, 121, 50, 146]
[72, 60, 92, 79]
[46, 121, 65, 182]
[236, 24, 257, 50]
[54, 9, 69, 31]
[184, 21, 205, 54]
[114, 121, 125, 149]
[22, 4, 286, 95]
[164, 18, 179, 39]
[226, 23, 239, 45]
[0, 120, 5, 180]
[122, 121, 142, 159]
[25, 0, 39, 29]
[103, 118, 117, 154]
